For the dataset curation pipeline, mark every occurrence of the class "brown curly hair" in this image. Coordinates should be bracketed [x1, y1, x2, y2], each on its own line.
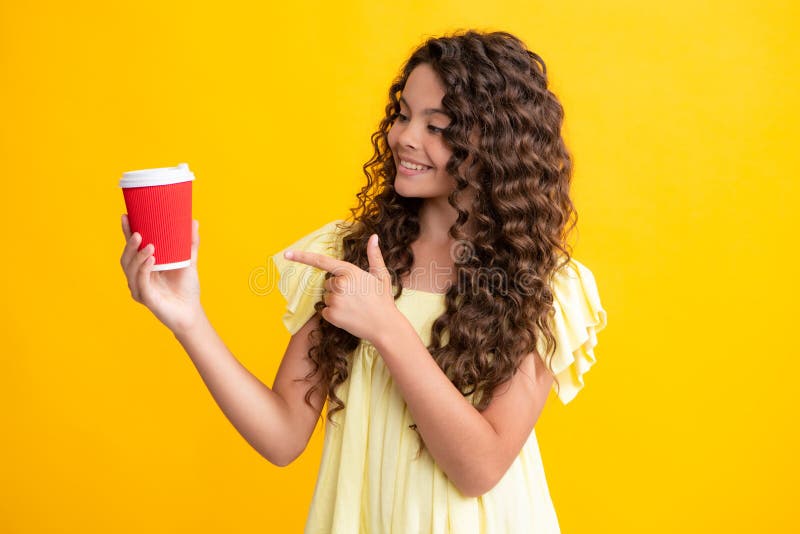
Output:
[297, 29, 577, 456]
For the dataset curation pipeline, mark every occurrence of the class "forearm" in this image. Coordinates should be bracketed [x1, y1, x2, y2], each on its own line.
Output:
[173, 313, 297, 466]
[372, 313, 499, 497]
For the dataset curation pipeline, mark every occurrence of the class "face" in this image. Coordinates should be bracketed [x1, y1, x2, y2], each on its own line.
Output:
[387, 63, 457, 200]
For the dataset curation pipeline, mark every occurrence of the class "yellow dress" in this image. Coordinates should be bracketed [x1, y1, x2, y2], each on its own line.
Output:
[271, 220, 608, 534]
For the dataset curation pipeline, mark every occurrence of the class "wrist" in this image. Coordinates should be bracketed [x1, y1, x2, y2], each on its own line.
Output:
[172, 308, 210, 341]
[370, 308, 410, 352]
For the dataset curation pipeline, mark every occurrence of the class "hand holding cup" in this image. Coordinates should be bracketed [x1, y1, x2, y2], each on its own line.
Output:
[120, 214, 205, 335]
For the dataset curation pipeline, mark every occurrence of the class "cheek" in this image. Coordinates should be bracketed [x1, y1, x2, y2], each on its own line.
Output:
[387, 125, 398, 149]
[432, 144, 453, 172]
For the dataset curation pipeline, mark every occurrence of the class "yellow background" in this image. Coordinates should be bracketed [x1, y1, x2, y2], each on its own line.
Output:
[2, 0, 797, 532]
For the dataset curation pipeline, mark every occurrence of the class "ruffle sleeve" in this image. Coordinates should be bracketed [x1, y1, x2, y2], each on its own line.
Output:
[270, 219, 349, 335]
[537, 257, 608, 405]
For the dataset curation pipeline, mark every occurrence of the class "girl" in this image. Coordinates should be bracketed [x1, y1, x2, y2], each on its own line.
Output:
[120, 29, 607, 534]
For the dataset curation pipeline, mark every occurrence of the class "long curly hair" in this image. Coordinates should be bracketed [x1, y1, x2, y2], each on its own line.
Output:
[298, 29, 577, 456]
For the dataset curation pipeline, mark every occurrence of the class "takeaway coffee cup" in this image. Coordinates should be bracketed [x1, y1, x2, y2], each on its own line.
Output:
[119, 163, 195, 271]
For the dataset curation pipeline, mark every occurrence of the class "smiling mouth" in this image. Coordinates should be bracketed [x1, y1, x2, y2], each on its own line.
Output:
[397, 159, 433, 176]
[399, 159, 432, 171]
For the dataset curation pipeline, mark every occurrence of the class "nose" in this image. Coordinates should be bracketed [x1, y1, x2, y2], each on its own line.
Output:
[396, 119, 421, 149]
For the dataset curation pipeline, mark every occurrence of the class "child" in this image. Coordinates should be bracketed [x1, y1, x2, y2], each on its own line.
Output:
[120, 29, 607, 534]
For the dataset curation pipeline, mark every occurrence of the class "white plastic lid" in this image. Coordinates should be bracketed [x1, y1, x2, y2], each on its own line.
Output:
[119, 162, 195, 188]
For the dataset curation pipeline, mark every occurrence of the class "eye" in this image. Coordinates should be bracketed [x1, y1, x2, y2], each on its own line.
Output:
[428, 125, 445, 134]
[396, 113, 408, 122]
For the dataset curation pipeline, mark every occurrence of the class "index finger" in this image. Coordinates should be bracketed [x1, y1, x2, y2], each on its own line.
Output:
[121, 214, 131, 240]
[285, 250, 352, 276]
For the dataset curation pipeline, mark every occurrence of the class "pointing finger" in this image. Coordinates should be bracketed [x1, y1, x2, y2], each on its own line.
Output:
[284, 250, 352, 277]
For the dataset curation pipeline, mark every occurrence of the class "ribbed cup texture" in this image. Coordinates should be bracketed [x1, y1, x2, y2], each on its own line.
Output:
[122, 181, 192, 268]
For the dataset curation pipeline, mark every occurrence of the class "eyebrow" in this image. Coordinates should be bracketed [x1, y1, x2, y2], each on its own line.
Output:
[399, 96, 451, 118]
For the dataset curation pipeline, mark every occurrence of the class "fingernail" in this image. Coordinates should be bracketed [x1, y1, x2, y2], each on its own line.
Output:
[285, 250, 294, 259]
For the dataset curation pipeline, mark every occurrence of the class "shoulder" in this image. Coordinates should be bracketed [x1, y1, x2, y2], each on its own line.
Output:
[539, 256, 608, 404]
[549, 257, 604, 314]
[552, 256, 599, 287]
[269, 219, 357, 335]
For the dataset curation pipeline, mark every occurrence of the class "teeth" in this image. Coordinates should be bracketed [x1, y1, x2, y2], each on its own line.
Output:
[400, 160, 429, 171]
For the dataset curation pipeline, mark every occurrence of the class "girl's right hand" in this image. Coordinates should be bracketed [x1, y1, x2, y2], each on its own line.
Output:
[120, 214, 205, 336]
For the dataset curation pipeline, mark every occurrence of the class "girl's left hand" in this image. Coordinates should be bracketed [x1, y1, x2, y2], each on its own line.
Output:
[283, 234, 400, 343]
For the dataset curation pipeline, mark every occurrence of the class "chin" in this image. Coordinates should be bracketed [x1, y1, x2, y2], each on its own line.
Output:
[393, 172, 452, 199]
[394, 177, 427, 198]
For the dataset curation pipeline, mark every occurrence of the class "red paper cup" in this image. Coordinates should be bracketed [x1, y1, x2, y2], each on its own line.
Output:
[119, 163, 195, 271]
